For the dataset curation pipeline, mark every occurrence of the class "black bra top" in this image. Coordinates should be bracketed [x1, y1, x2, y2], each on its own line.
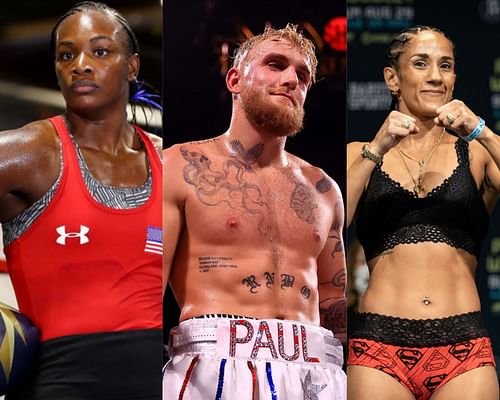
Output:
[356, 139, 490, 261]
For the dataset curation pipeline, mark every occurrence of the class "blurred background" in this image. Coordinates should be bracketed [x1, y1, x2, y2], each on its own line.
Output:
[163, 0, 347, 349]
[346, 0, 500, 383]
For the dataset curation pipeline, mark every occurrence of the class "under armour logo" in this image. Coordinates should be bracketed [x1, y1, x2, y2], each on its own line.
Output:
[56, 225, 90, 245]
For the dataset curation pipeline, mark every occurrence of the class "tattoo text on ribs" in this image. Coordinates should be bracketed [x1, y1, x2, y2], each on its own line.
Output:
[198, 256, 238, 272]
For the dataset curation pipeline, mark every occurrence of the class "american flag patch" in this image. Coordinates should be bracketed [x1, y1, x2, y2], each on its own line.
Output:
[145, 226, 163, 255]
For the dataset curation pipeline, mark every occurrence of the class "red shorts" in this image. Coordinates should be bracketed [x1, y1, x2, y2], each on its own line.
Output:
[347, 312, 496, 400]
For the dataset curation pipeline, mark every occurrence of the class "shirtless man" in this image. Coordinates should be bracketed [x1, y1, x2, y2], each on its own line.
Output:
[163, 24, 346, 400]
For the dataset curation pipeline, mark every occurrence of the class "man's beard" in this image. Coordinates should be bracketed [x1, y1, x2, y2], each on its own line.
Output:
[240, 85, 304, 137]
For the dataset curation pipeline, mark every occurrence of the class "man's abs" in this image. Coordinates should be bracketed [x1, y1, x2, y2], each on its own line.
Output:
[171, 253, 321, 325]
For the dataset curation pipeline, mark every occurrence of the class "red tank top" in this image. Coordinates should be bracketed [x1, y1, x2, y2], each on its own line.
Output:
[5, 116, 162, 341]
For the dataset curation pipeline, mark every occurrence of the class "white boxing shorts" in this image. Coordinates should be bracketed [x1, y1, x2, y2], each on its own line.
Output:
[163, 317, 346, 399]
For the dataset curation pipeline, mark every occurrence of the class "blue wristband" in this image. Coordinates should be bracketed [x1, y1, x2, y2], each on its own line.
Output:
[464, 117, 485, 142]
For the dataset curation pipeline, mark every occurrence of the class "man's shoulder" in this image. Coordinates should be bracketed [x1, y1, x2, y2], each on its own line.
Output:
[164, 137, 222, 159]
[287, 153, 341, 198]
[288, 153, 335, 181]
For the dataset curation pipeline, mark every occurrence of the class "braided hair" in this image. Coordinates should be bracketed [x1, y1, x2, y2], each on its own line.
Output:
[51, 2, 162, 124]
[385, 26, 455, 111]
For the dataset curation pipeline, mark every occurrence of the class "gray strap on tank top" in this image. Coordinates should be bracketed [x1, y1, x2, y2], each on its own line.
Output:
[3, 128, 152, 247]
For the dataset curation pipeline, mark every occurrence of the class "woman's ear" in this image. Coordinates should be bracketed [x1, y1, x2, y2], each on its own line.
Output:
[384, 66, 400, 95]
[128, 53, 140, 81]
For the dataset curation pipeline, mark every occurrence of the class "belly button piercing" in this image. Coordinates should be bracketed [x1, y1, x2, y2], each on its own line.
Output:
[422, 296, 431, 305]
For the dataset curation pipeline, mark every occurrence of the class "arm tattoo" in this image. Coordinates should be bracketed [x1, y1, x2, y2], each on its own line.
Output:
[290, 182, 317, 224]
[320, 297, 347, 342]
[328, 201, 343, 258]
[328, 229, 343, 258]
[333, 270, 346, 287]
[315, 175, 332, 193]
[330, 200, 342, 233]
[320, 269, 346, 288]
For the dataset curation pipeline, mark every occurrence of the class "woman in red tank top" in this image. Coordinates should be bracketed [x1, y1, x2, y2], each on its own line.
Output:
[0, 2, 162, 399]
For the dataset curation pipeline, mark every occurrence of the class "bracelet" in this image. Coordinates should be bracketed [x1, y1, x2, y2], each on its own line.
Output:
[463, 117, 485, 142]
[361, 144, 383, 165]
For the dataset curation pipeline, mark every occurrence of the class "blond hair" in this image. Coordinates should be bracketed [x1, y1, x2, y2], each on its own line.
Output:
[233, 24, 318, 84]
